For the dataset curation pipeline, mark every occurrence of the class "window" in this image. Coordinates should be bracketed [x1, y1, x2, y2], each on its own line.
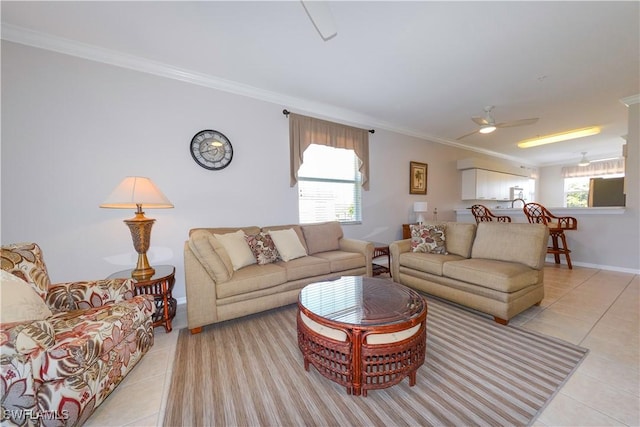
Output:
[298, 144, 362, 224]
[563, 173, 624, 207]
[561, 158, 625, 207]
[564, 177, 590, 207]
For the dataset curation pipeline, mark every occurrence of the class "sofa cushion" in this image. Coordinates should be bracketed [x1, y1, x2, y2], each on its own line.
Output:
[214, 230, 257, 271]
[443, 222, 477, 258]
[398, 252, 466, 276]
[0, 270, 52, 323]
[411, 224, 447, 254]
[216, 263, 287, 299]
[270, 228, 308, 261]
[443, 258, 540, 293]
[301, 221, 343, 255]
[472, 222, 548, 269]
[313, 250, 365, 272]
[275, 256, 331, 281]
[188, 231, 231, 283]
[245, 232, 280, 265]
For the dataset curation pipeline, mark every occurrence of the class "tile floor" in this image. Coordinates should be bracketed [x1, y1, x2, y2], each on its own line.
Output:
[84, 265, 639, 426]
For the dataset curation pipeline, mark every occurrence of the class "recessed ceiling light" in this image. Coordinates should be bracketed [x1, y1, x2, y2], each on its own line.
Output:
[517, 126, 600, 148]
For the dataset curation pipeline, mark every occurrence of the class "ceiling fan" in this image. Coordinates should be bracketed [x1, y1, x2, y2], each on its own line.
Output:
[456, 106, 539, 140]
[301, 1, 338, 41]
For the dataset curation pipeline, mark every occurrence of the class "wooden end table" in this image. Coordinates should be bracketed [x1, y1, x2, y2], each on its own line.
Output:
[371, 242, 391, 277]
[107, 265, 176, 332]
[297, 276, 427, 396]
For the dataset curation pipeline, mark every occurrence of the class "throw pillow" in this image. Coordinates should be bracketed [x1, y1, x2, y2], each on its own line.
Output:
[269, 228, 308, 262]
[411, 224, 448, 254]
[213, 230, 257, 271]
[301, 222, 343, 255]
[245, 232, 280, 265]
[1, 269, 52, 323]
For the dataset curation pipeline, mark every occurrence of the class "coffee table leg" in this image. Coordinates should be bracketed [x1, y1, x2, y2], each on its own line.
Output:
[352, 330, 363, 396]
[409, 371, 417, 387]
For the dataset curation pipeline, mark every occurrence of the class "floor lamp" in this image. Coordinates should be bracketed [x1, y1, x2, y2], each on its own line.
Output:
[100, 176, 174, 279]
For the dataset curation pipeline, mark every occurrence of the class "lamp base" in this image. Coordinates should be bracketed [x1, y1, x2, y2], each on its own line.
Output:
[132, 254, 155, 280]
[124, 210, 156, 281]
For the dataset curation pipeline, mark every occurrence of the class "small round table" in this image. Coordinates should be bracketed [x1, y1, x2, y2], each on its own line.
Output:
[297, 276, 427, 396]
[108, 265, 176, 332]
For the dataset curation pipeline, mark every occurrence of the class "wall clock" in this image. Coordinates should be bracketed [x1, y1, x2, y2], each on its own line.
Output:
[190, 130, 233, 170]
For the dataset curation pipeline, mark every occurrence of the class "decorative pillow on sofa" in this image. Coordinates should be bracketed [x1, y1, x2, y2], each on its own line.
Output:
[411, 224, 448, 254]
[213, 230, 257, 271]
[301, 221, 343, 255]
[1, 269, 52, 323]
[245, 232, 280, 265]
[269, 228, 308, 262]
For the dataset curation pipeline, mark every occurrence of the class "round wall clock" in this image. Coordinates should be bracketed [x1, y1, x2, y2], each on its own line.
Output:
[190, 129, 233, 170]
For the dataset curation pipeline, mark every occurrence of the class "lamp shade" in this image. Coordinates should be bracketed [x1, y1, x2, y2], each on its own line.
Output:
[100, 176, 173, 209]
[413, 202, 428, 213]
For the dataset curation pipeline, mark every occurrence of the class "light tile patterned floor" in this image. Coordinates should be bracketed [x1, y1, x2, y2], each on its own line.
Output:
[84, 265, 640, 426]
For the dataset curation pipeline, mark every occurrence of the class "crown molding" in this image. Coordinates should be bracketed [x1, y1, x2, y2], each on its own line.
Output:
[1, 23, 536, 166]
[621, 94, 640, 106]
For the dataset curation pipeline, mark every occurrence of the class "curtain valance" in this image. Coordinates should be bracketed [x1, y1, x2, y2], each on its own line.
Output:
[289, 113, 370, 190]
[561, 158, 625, 178]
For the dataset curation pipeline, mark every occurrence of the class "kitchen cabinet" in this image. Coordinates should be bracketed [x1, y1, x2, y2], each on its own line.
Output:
[461, 169, 527, 201]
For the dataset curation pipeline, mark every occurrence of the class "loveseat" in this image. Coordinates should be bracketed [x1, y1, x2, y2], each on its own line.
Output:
[185, 221, 373, 333]
[390, 221, 549, 324]
[0, 243, 155, 427]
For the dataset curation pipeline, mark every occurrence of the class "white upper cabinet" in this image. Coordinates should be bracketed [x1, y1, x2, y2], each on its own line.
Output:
[461, 169, 528, 201]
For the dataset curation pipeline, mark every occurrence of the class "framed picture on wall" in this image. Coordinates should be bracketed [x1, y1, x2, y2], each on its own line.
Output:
[410, 161, 428, 195]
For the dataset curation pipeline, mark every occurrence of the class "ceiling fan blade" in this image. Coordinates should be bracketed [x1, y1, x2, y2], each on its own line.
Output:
[456, 129, 480, 140]
[471, 116, 490, 126]
[301, 1, 338, 41]
[495, 118, 539, 128]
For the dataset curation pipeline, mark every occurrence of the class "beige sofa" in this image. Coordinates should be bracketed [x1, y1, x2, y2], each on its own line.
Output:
[390, 221, 549, 324]
[185, 221, 373, 333]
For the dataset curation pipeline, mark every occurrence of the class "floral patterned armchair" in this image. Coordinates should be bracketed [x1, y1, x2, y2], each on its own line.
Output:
[1, 243, 155, 427]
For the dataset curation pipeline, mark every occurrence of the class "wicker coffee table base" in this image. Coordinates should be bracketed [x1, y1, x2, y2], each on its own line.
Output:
[297, 311, 426, 396]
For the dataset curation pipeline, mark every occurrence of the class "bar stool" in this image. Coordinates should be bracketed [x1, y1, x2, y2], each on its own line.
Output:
[523, 202, 578, 269]
[470, 204, 512, 223]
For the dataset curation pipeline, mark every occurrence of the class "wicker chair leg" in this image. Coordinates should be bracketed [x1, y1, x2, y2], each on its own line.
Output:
[560, 232, 573, 269]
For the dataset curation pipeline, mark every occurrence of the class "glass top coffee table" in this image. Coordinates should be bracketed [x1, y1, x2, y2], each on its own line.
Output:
[297, 276, 427, 396]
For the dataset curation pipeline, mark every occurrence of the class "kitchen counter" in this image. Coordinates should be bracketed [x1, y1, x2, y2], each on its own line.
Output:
[455, 206, 634, 272]
[455, 206, 625, 223]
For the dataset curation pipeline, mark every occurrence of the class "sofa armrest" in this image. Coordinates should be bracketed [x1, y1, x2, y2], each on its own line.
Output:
[46, 278, 136, 311]
[389, 239, 411, 282]
[0, 319, 57, 424]
[1, 319, 57, 357]
[339, 238, 374, 276]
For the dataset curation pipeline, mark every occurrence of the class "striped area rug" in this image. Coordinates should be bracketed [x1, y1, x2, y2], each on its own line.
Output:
[164, 297, 588, 426]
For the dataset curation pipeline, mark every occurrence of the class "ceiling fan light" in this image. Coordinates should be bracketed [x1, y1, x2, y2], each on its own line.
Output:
[517, 126, 600, 148]
[578, 152, 591, 166]
[479, 125, 497, 134]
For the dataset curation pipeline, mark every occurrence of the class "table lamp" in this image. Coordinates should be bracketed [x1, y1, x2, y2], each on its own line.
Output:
[414, 201, 428, 224]
[100, 176, 174, 279]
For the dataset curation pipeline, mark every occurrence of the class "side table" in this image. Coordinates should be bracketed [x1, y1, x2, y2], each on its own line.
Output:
[402, 223, 418, 239]
[371, 242, 391, 277]
[107, 265, 176, 332]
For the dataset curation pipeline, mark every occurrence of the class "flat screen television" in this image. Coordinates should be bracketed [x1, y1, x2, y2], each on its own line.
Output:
[589, 177, 625, 207]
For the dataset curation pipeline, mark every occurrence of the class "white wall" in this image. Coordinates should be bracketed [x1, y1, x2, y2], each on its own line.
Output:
[3, 41, 638, 305]
[536, 99, 640, 272]
[1, 41, 490, 300]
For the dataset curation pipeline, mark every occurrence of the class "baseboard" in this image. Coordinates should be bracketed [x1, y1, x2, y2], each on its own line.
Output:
[545, 256, 640, 274]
